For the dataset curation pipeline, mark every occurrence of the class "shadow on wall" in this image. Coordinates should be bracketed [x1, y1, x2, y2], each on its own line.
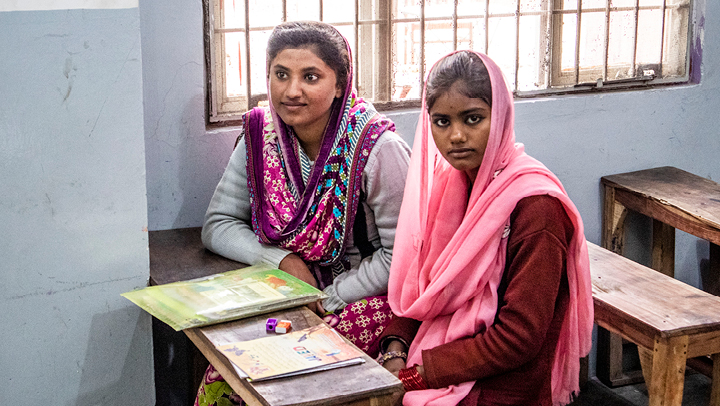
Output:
[171, 95, 240, 230]
[74, 308, 154, 406]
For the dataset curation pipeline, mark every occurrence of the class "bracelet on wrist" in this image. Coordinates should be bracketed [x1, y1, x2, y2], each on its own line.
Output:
[398, 364, 428, 391]
[376, 350, 408, 366]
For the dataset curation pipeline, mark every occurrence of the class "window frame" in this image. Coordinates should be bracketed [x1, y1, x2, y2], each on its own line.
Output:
[204, 0, 695, 124]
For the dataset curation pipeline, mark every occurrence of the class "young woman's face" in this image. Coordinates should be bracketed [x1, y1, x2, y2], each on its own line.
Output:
[269, 47, 342, 136]
[429, 81, 492, 184]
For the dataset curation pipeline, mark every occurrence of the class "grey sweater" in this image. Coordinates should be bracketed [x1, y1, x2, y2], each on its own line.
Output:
[202, 130, 411, 311]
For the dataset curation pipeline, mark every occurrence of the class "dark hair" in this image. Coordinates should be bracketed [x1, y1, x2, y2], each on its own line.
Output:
[267, 21, 350, 91]
[425, 51, 492, 111]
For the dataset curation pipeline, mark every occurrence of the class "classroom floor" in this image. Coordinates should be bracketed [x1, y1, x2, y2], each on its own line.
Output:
[569, 371, 712, 406]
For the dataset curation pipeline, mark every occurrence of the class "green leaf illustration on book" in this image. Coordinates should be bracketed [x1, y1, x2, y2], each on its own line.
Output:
[122, 265, 327, 330]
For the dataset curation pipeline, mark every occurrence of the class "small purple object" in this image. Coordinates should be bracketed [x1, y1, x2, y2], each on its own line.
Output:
[266, 318, 278, 332]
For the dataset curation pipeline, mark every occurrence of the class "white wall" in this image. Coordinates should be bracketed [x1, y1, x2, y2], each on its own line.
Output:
[0, 4, 154, 405]
[142, 0, 718, 374]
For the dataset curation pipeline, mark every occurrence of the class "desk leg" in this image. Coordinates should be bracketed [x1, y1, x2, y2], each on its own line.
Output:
[602, 185, 628, 254]
[652, 220, 675, 277]
[643, 336, 688, 406]
[711, 353, 720, 406]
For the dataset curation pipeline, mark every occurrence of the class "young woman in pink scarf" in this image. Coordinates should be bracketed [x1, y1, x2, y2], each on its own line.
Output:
[378, 51, 593, 406]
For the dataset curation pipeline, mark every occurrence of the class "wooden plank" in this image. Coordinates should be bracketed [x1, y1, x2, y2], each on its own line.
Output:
[602, 185, 628, 254]
[589, 243, 720, 337]
[601, 167, 720, 245]
[187, 307, 403, 406]
[149, 227, 248, 285]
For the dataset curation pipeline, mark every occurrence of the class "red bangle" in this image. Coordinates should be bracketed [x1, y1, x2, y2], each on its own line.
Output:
[398, 364, 428, 391]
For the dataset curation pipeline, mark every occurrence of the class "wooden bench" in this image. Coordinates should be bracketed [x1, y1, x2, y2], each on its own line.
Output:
[600, 166, 720, 386]
[589, 242, 720, 406]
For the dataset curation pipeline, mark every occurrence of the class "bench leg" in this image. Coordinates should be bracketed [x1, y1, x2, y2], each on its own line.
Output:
[602, 185, 627, 254]
[642, 336, 688, 406]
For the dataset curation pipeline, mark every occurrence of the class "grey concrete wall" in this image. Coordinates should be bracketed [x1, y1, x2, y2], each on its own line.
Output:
[0, 3, 154, 404]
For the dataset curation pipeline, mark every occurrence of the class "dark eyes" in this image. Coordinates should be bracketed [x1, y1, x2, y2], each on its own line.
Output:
[466, 115, 483, 125]
[274, 71, 319, 82]
[432, 115, 484, 127]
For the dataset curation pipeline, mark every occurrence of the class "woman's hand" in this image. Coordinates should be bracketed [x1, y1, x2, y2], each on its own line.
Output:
[278, 253, 318, 288]
[384, 357, 407, 377]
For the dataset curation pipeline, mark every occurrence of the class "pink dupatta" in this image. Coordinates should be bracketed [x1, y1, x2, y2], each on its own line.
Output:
[388, 52, 593, 406]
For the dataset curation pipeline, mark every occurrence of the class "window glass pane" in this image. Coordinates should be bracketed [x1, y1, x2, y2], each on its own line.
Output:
[577, 11, 605, 80]
[424, 20, 455, 75]
[560, 12, 577, 73]
[250, 30, 272, 96]
[636, 9, 663, 67]
[392, 21, 421, 101]
[518, 14, 547, 91]
[489, 0, 517, 15]
[561, 0, 578, 9]
[583, 0, 607, 9]
[426, 0, 453, 18]
[458, 0, 486, 17]
[287, 0, 320, 21]
[335, 24, 357, 67]
[324, 0, 355, 23]
[457, 19, 486, 53]
[609, 0, 634, 8]
[222, 0, 246, 30]
[638, 0, 662, 5]
[395, 0, 421, 20]
[662, 3, 688, 77]
[520, 0, 545, 12]
[607, 10, 635, 79]
[249, 0, 282, 28]
[486, 16, 517, 89]
[224, 32, 247, 97]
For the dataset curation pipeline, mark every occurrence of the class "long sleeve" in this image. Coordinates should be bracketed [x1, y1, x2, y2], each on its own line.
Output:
[202, 130, 411, 312]
[323, 132, 411, 310]
[420, 195, 574, 398]
[201, 136, 292, 267]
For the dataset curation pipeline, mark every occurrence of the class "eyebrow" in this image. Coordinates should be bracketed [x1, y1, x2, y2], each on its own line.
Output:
[272, 63, 322, 74]
[431, 107, 488, 117]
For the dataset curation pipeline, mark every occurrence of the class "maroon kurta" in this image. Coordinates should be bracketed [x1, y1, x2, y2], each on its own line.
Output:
[381, 194, 574, 406]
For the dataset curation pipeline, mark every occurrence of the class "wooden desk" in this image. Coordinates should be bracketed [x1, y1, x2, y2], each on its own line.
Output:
[599, 166, 720, 386]
[150, 227, 248, 406]
[186, 306, 403, 406]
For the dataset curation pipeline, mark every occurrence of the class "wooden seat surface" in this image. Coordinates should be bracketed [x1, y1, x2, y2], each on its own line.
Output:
[589, 242, 720, 347]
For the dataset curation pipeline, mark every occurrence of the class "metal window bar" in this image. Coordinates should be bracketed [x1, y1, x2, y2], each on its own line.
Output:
[514, 0, 520, 93]
[575, 0, 582, 85]
[631, 0, 640, 77]
[245, 0, 252, 108]
[484, 0, 490, 53]
[603, 0, 610, 81]
[659, 0, 667, 77]
[452, 0, 458, 51]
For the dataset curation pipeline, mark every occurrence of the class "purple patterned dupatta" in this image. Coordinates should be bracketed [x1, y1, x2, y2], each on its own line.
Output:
[244, 43, 394, 289]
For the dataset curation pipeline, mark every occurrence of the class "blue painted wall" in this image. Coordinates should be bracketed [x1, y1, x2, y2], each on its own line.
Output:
[142, 0, 718, 377]
[0, 5, 154, 405]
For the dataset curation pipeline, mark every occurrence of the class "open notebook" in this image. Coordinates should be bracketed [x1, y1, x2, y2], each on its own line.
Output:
[216, 324, 365, 381]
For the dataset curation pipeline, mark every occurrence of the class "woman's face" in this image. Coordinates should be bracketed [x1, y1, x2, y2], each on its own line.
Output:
[429, 81, 492, 184]
[269, 47, 342, 137]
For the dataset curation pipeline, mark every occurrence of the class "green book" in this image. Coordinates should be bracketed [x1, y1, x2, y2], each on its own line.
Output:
[122, 265, 327, 331]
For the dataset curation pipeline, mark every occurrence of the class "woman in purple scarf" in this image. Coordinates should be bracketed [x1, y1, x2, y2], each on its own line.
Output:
[195, 21, 411, 406]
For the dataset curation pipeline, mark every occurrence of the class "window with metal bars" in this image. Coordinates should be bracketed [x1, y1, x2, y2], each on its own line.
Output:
[205, 0, 693, 123]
